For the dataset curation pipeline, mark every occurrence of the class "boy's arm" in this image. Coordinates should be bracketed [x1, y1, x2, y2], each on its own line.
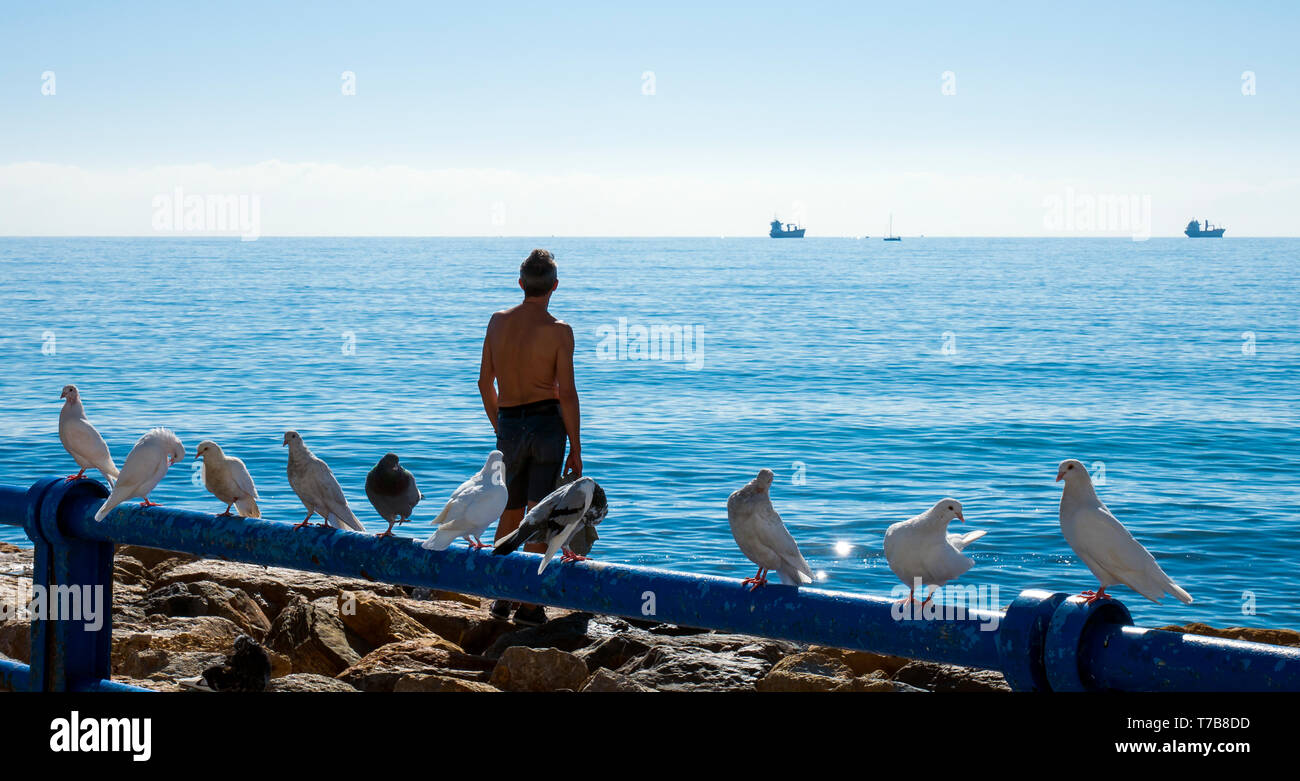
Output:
[555, 323, 581, 477]
[478, 317, 499, 434]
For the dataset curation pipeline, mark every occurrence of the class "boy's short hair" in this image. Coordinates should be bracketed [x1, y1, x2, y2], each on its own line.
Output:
[520, 249, 558, 297]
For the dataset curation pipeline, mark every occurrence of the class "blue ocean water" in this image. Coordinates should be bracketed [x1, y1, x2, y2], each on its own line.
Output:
[0, 237, 1296, 630]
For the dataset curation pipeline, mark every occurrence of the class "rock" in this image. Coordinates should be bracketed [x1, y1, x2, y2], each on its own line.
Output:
[142, 651, 228, 683]
[489, 646, 590, 692]
[265, 596, 361, 676]
[142, 581, 272, 639]
[891, 661, 1011, 692]
[1158, 622, 1300, 648]
[0, 620, 29, 663]
[337, 637, 494, 693]
[112, 615, 246, 678]
[337, 590, 438, 648]
[808, 645, 912, 677]
[483, 612, 617, 659]
[389, 597, 516, 655]
[154, 560, 406, 618]
[116, 545, 197, 571]
[756, 652, 856, 692]
[580, 668, 655, 692]
[268, 673, 360, 692]
[0, 542, 26, 554]
[834, 671, 927, 692]
[113, 556, 152, 586]
[576, 634, 652, 673]
[617, 639, 791, 692]
[394, 673, 501, 693]
[408, 587, 482, 607]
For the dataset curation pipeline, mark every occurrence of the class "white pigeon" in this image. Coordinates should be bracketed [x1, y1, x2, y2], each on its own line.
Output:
[283, 431, 365, 532]
[883, 498, 985, 604]
[195, 440, 261, 518]
[726, 468, 813, 589]
[1057, 458, 1193, 605]
[492, 477, 608, 573]
[94, 428, 185, 521]
[58, 385, 119, 487]
[422, 450, 508, 551]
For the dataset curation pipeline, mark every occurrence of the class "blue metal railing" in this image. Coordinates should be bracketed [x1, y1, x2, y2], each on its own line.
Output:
[1, 475, 1298, 692]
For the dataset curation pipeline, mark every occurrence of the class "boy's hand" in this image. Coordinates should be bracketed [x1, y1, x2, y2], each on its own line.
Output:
[564, 449, 582, 479]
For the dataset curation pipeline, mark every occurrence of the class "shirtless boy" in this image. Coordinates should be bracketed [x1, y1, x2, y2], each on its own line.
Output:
[477, 249, 581, 625]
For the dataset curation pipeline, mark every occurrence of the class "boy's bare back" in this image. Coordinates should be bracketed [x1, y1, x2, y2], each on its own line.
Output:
[485, 303, 575, 408]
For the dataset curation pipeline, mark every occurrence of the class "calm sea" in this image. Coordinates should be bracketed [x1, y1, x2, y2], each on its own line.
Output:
[1, 237, 1296, 629]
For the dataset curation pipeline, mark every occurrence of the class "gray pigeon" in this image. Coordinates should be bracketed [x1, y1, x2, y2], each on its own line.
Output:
[493, 477, 607, 574]
[365, 452, 423, 537]
[727, 468, 813, 589]
[283, 431, 366, 532]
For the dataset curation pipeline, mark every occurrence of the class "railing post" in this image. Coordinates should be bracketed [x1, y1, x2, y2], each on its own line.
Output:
[22, 477, 115, 692]
[1043, 595, 1134, 692]
[996, 589, 1068, 691]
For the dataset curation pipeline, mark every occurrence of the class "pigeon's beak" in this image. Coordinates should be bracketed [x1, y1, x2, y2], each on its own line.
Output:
[1055, 469, 1066, 482]
[957, 511, 965, 523]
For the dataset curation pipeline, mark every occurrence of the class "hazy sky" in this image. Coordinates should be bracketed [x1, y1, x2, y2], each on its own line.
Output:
[2, 1, 1297, 236]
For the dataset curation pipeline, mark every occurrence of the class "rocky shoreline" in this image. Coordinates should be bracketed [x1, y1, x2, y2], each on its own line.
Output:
[1, 541, 1296, 692]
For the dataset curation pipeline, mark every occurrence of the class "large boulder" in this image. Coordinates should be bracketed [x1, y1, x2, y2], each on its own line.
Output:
[142, 581, 272, 639]
[489, 646, 590, 692]
[268, 673, 359, 692]
[393, 673, 501, 693]
[336, 590, 437, 648]
[580, 668, 655, 693]
[0, 620, 29, 663]
[265, 595, 362, 676]
[116, 545, 197, 571]
[483, 612, 605, 659]
[153, 560, 406, 618]
[336, 637, 493, 692]
[756, 652, 855, 692]
[808, 645, 912, 677]
[111, 615, 246, 678]
[890, 661, 1011, 692]
[389, 597, 516, 655]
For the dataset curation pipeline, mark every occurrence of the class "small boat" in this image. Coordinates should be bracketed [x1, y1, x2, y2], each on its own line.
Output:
[883, 214, 901, 241]
[1184, 218, 1225, 238]
[769, 218, 805, 238]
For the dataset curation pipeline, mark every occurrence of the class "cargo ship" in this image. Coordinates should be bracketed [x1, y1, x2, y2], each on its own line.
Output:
[769, 218, 805, 238]
[1184, 219, 1225, 238]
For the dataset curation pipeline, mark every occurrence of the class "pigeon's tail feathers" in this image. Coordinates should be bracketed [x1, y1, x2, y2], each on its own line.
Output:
[538, 520, 585, 574]
[493, 526, 526, 557]
[101, 462, 120, 484]
[948, 529, 987, 551]
[93, 493, 123, 522]
[1167, 580, 1194, 605]
[235, 496, 260, 519]
[422, 524, 461, 551]
[327, 507, 366, 532]
[780, 565, 814, 586]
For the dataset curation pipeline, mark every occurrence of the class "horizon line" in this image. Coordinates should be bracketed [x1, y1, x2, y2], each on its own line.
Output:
[0, 234, 1295, 240]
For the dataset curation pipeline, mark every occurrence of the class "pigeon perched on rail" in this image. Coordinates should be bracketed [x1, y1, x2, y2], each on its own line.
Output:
[195, 440, 261, 518]
[58, 385, 119, 487]
[94, 428, 185, 521]
[365, 452, 423, 537]
[493, 477, 607, 573]
[422, 450, 507, 550]
[726, 468, 813, 589]
[1057, 458, 1193, 605]
[883, 498, 985, 605]
[283, 431, 365, 532]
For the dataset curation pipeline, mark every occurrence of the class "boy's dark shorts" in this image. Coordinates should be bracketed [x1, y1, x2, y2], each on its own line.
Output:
[496, 399, 566, 510]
